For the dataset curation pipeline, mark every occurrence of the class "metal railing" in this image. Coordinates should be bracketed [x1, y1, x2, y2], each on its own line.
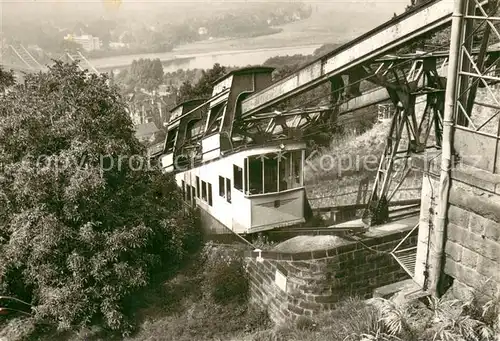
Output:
[390, 222, 419, 277]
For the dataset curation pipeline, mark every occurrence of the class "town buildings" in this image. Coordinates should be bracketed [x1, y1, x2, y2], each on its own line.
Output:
[63, 34, 102, 52]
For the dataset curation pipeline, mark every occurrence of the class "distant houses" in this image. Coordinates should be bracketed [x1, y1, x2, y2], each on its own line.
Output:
[63, 34, 102, 52]
[134, 121, 166, 160]
[125, 86, 174, 126]
[134, 121, 161, 144]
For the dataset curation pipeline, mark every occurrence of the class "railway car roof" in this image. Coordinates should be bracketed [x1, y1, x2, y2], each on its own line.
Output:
[211, 66, 275, 86]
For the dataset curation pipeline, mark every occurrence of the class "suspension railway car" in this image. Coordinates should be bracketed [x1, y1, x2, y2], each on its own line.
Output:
[159, 67, 309, 234]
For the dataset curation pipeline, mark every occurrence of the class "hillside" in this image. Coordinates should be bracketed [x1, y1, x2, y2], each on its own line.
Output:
[5, 243, 496, 341]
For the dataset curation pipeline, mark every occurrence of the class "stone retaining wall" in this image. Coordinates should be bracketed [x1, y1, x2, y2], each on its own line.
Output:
[244, 226, 417, 324]
[412, 154, 500, 300]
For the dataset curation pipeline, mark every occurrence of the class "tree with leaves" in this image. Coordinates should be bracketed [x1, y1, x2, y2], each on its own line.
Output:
[177, 80, 196, 103]
[0, 61, 201, 335]
[175, 63, 227, 104]
[129, 58, 164, 92]
[0, 66, 15, 92]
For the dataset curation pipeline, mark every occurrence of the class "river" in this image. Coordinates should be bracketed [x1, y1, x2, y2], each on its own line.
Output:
[89, 44, 323, 73]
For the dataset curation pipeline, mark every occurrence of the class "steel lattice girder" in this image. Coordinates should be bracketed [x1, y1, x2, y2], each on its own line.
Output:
[236, 55, 447, 145]
[362, 59, 447, 226]
[452, 0, 500, 174]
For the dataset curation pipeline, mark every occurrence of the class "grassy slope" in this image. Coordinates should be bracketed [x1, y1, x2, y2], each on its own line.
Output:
[305, 120, 391, 185]
[305, 119, 424, 207]
[0, 244, 270, 341]
[24, 285, 496, 341]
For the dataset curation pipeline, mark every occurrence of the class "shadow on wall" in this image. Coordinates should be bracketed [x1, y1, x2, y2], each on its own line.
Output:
[356, 176, 370, 206]
[306, 170, 422, 210]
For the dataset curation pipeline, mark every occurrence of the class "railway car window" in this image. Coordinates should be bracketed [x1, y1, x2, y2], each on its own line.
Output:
[279, 151, 301, 190]
[196, 176, 200, 198]
[206, 103, 226, 134]
[219, 176, 225, 197]
[292, 150, 303, 187]
[263, 155, 278, 194]
[247, 156, 263, 194]
[226, 178, 231, 203]
[186, 184, 192, 201]
[233, 165, 243, 191]
[278, 154, 287, 191]
[208, 183, 213, 206]
[165, 128, 178, 152]
[181, 180, 186, 200]
[201, 180, 207, 201]
[246, 150, 303, 195]
[187, 119, 205, 140]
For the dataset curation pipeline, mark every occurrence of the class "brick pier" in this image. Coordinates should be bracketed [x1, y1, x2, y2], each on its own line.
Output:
[244, 221, 417, 324]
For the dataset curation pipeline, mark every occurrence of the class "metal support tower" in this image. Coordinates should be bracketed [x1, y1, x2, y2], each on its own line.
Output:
[8, 44, 43, 71]
[66, 50, 100, 75]
[364, 0, 500, 227]
[362, 58, 447, 226]
[453, 0, 500, 135]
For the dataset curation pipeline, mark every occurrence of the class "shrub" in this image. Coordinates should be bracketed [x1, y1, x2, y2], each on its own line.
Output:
[203, 247, 249, 305]
[294, 316, 317, 331]
[0, 318, 37, 341]
[0, 62, 202, 335]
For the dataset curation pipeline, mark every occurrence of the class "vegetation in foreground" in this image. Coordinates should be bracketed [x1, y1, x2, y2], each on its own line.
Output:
[0, 243, 271, 341]
[2, 33, 500, 339]
[0, 64, 202, 337]
[250, 286, 499, 341]
[3, 246, 498, 341]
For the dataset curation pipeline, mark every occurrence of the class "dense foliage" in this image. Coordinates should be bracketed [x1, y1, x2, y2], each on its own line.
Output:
[127, 58, 165, 92]
[0, 67, 15, 92]
[0, 62, 202, 334]
[176, 63, 229, 103]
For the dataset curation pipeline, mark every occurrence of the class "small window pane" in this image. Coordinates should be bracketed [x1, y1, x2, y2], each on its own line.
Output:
[248, 156, 263, 194]
[165, 128, 178, 152]
[263, 153, 278, 194]
[208, 183, 213, 206]
[292, 150, 303, 187]
[202, 180, 207, 201]
[219, 176, 225, 197]
[278, 153, 288, 191]
[226, 178, 231, 203]
[233, 165, 243, 191]
[196, 176, 200, 198]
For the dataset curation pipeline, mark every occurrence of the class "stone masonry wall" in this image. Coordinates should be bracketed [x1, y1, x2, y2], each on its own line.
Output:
[244, 227, 417, 324]
[412, 155, 500, 300]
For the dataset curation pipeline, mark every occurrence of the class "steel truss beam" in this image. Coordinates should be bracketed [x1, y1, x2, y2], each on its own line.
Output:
[7, 44, 44, 71]
[454, 0, 500, 147]
[362, 57, 446, 226]
[235, 55, 444, 146]
[240, 0, 458, 118]
[238, 47, 500, 139]
[227, 0, 500, 228]
[66, 51, 100, 75]
[365, 0, 500, 225]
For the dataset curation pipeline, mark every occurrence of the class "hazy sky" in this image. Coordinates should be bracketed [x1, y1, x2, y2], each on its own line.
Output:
[1, 0, 409, 16]
[0, 0, 409, 32]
